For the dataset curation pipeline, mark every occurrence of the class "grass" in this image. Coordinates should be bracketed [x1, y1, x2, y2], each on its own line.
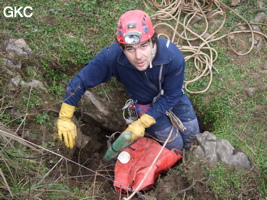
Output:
[188, 43, 267, 198]
[0, 141, 60, 199]
[1, 0, 144, 97]
[1, 0, 267, 199]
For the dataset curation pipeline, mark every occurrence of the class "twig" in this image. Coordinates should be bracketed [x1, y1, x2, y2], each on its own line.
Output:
[0, 168, 13, 198]
[37, 157, 63, 185]
[100, 85, 111, 103]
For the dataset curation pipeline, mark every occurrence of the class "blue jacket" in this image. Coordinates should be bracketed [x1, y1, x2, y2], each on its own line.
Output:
[64, 38, 196, 132]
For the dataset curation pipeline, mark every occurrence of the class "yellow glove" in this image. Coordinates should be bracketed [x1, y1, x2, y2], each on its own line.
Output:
[125, 114, 156, 142]
[57, 103, 77, 149]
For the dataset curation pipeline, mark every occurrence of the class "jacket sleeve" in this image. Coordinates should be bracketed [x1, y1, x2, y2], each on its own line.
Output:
[63, 46, 115, 106]
[146, 43, 185, 120]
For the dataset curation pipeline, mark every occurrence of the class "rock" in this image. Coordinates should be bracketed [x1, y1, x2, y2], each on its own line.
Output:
[244, 87, 258, 97]
[228, 34, 235, 40]
[237, 23, 247, 31]
[77, 133, 91, 149]
[251, 24, 262, 32]
[207, 10, 220, 20]
[193, 131, 250, 169]
[216, 138, 235, 165]
[2, 38, 32, 79]
[230, 0, 242, 6]
[203, 33, 210, 39]
[257, 0, 265, 9]
[25, 80, 48, 92]
[249, 37, 258, 45]
[192, 14, 204, 23]
[5, 38, 32, 58]
[195, 131, 218, 162]
[2, 58, 22, 70]
[203, 33, 215, 40]
[78, 90, 126, 132]
[194, 146, 205, 158]
[1, 67, 14, 76]
[7, 75, 25, 91]
[209, 19, 222, 26]
[7, 75, 48, 93]
[254, 12, 266, 23]
[230, 152, 250, 169]
[261, 63, 267, 70]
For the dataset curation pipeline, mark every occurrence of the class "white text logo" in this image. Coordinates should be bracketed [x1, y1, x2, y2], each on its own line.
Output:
[3, 6, 33, 18]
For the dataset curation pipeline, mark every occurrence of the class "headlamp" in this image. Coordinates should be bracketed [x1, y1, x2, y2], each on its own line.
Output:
[124, 31, 142, 44]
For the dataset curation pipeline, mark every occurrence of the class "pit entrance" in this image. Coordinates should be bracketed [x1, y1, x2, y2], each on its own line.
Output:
[69, 107, 212, 199]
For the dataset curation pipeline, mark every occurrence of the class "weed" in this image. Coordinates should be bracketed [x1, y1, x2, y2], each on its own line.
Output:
[34, 113, 50, 125]
[207, 164, 242, 198]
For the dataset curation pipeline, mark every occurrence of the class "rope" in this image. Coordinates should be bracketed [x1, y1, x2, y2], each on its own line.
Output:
[144, 0, 267, 93]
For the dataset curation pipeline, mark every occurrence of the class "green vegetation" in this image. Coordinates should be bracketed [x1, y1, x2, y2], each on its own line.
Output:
[1, 0, 266, 199]
[185, 37, 267, 196]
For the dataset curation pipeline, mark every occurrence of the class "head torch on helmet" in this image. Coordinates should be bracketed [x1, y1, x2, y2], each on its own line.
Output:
[116, 10, 155, 45]
[124, 31, 142, 44]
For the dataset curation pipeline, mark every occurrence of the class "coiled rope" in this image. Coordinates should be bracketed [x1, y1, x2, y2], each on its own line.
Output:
[144, 0, 267, 93]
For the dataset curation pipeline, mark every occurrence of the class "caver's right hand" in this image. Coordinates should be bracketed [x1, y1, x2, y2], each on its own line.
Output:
[57, 103, 77, 149]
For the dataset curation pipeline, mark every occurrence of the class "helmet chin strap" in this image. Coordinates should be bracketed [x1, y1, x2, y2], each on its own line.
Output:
[150, 39, 155, 69]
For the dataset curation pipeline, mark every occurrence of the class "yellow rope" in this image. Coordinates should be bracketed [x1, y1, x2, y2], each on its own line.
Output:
[144, 0, 267, 93]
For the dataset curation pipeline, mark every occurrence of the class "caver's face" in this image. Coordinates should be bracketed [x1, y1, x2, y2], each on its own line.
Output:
[124, 41, 156, 71]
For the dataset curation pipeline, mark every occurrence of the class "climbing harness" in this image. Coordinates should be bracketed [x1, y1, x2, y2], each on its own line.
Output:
[122, 39, 186, 138]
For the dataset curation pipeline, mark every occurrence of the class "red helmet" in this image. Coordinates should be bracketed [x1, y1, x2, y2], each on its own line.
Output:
[117, 10, 155, 44]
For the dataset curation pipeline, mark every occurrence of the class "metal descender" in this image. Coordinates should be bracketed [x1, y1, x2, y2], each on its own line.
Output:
[122, 99, 138, 124]
[166, 109, 187, 132]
